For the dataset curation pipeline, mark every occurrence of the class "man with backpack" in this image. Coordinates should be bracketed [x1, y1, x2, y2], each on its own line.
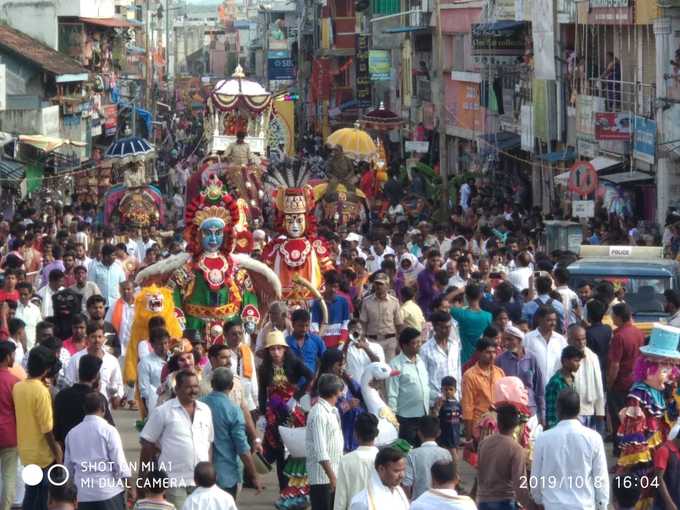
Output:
[521, 275, 566, 334]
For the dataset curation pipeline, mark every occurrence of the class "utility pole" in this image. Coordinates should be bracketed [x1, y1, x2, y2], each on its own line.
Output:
[166, 0, 171, 81]
[145, 0, 152, 110]
[434, 0, 448, 217]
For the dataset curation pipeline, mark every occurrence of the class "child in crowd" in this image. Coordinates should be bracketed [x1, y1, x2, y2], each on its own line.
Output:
[132, 469, 176, 510]
[433, 376, 462, 460]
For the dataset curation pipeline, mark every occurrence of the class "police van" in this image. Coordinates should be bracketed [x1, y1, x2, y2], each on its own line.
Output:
[567, 245, 680, 326]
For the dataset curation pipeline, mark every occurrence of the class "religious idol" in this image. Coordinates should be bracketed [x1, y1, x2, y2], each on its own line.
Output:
[261, 186, 334, 304]
[135, 174, 281, 334]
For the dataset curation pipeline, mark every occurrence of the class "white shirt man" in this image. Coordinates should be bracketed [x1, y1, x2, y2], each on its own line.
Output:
[349, 471, 409, 510]
[507, 266, 533, 292]
[15, 296, 41, 351]
[419, 324, 462, 402]
[64, 413, 131, 503]
[137, 350, 167, 415]
[36, 284, 62, 318]
[65, 349, 124, 401]
[556, 284, 581, 326]
[140, 397, 214, 487]
[531, 418, 609, 509]
[523, 328, 567, 385]
[411, 489, 477, 510]
[345, 338, 385, 383]
[573, 346, 606, 422]
[181, 484, 236, 510]
[333, 445, 379, 510]
[306, 394, 344, 486]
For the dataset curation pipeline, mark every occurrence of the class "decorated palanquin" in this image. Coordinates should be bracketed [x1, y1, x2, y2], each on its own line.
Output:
[104, 184, 165, 228]
[186, 156, 265, 226]
[261, 186, 334, 305]
[313, 183, 369, 229]
[135, 174, 281, 335]
[616, 324, 680, 510]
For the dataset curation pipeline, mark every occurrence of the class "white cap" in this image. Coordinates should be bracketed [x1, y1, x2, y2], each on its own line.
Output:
[346, 232, 362, 243]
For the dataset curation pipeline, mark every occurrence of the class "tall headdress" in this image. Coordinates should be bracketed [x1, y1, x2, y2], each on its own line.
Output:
[184, 173, 240, 255]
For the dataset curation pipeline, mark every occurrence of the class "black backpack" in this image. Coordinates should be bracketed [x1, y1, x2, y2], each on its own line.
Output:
[532, 298, 564, 334]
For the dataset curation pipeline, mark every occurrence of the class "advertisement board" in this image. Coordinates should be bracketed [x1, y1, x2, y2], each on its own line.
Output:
[594, 112, 632, 141]
[369, 50, 391, 81]
[633, 115, 656, 164]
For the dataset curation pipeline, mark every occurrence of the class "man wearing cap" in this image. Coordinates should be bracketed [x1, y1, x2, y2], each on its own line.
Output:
[359, 272, 403, 362]
[495, 325, 545, 422]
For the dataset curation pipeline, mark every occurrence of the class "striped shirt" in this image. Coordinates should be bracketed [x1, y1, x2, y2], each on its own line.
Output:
[306, 397, 344, 485]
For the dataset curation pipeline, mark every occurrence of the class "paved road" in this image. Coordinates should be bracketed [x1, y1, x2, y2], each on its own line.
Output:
[114, 408, 616, 509]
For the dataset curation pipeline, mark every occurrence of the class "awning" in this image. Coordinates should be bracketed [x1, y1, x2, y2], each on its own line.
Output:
[126, 46, 146, 55]
[19, 135, 86, 152]
[537, 148, 576, 163]
[589, 156, 622, 171]
[601, 171, 653, 184]
[79, 17, 133, 28]
[383, 26, 430, 33]
[0, 158, 24, 186]
[472, 20, 528, 35]
[478, 131, 521, 151]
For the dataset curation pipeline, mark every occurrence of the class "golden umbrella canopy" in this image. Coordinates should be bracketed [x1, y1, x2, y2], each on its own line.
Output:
[326, 122, 378, 161]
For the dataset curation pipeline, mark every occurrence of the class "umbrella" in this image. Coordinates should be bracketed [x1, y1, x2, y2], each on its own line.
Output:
[326, 123, 377, 161]
[211, 65, 272, 113]
[104, 136, 156, 167]
[360, 102, 404, 131]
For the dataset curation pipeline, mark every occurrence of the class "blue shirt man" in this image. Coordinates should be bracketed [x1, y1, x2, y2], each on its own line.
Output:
[202, 369, 252, 491]
[287, 309, 326, 382]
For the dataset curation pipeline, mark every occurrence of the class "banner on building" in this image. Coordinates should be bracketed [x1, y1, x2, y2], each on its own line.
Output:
[355, 36, 371, 107]
[471, 21, 529, 65]
[369, 50, 391, 81]
[633, 115, 656, 164]
[588, 0, 633, 23]
[268, 58, 295, 80]
[532, 0, 556, 80]
[401, 39, 413, 109]
[521, 104, 534, 151]
[271, 99, 295, 155]
[103, 105, 118, 137]
[594, 111, 632, 141]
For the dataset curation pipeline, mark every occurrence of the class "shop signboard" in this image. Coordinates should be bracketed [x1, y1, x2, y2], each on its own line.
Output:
[594, 111, 632, 141]
[356, 35, 372, 107]
[472, 21, 529, 65]
[369, 50, 391, 81]
[577, 137, 598, 159]
[405, 141, 430, 152]
[572, 200, 595, 218]
[588, 0, 633, 23]
[633, 115, 656, 164]
[267, 58, 295, 80]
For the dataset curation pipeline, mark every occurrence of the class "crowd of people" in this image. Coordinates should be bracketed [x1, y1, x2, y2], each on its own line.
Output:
[0, 162, 679, 510]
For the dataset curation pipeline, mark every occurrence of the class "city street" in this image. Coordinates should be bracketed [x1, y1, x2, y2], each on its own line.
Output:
[113, 408, 617, 508]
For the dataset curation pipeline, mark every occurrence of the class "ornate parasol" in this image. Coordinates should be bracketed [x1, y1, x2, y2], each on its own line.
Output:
[360, 102, 404, 131]
[326, 122, 378, 161]
[210, 65, 272, 113]
[104, 136, 156, 167]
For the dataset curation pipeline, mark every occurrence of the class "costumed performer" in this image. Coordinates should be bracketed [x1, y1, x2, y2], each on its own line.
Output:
[134, 174, 280, 337]
[616, 324, 680, 510]
[261, 186, 334, 305]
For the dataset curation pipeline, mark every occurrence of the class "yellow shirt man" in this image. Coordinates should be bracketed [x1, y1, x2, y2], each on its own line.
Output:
[13, 378, 55, 467]
[400, 299, 426, 333]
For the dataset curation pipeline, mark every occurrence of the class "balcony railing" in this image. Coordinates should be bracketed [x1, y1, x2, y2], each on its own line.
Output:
[585, 78, 656, 117]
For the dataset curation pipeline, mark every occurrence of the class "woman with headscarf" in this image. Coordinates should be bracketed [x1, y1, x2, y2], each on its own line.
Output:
[311, 348, 365, 452]
[394, 253, 425, 297]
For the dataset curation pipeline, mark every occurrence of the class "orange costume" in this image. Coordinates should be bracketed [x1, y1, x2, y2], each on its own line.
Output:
[261, 186, 333, 304]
